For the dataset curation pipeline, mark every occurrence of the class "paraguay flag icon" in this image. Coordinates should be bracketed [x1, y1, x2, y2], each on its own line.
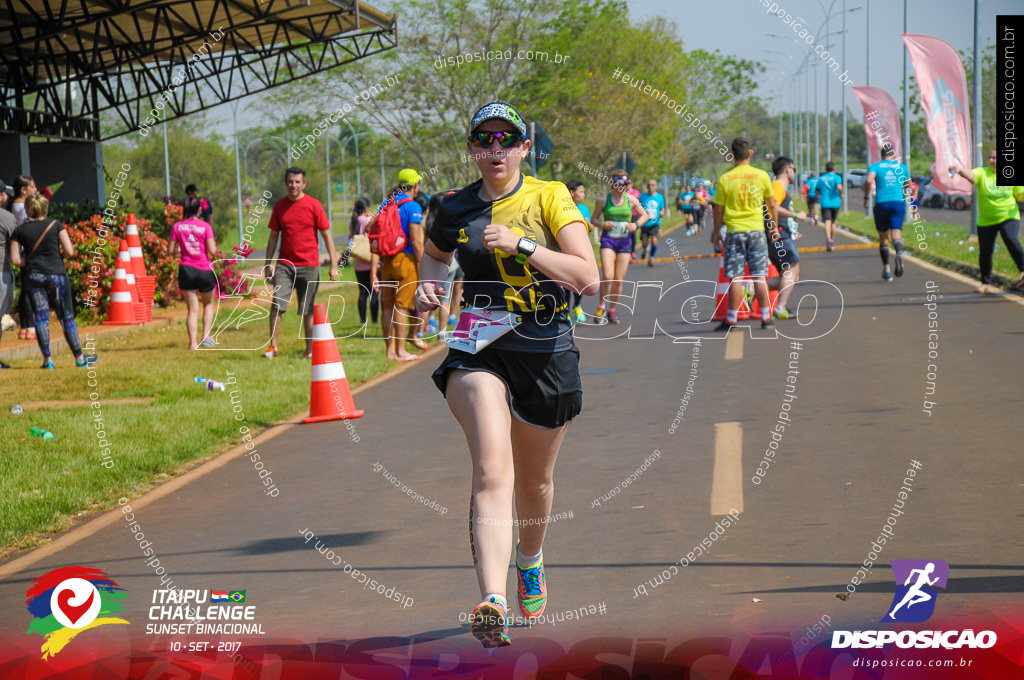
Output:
[211, 591, 230, 602]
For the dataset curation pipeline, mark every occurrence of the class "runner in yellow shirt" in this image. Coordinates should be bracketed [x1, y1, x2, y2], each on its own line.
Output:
[711, 137, 779, 330]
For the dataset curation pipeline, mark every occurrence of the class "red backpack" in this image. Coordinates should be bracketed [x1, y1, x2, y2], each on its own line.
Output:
[368, 196, 412, 257]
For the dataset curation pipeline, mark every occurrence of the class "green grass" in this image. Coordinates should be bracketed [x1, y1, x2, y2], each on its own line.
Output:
[1, 217, 690, 553]
[794, 199, 1023, 287]
[0, 277, 390, 552]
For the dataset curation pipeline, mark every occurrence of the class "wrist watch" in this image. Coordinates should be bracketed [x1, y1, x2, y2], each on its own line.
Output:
[515, 237, 537, 264]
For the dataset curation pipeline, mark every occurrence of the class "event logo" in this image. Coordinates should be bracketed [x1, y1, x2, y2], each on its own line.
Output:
[833, 559, 997, 650]
[884, 559, 948, 623]
[25, 566, 129, 659]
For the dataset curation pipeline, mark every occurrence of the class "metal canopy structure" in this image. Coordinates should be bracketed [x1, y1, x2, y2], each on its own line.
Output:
[1, 0, 397, 140]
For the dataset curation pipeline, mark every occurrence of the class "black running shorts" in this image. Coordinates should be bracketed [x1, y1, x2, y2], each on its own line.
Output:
[432, 346, 582, 429]
[178, 264, 216, 293]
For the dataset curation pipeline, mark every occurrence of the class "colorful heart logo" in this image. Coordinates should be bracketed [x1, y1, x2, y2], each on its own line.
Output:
[56, 588, 95, 626]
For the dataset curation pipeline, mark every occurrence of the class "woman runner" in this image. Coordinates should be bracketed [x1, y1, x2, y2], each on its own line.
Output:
[170, 196, 218, 349]
[590, 170, 647, 323]
[416, 101, 598, 647]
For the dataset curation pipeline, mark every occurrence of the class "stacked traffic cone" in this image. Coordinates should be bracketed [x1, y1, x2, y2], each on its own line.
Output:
[125, 214, 154, 322]
[116, 242, 139, 303]
[303, 304, 364, 424]
[712, 260, 752, 321]
[124, 214, 147, 279]
[104, 246, 140, 325]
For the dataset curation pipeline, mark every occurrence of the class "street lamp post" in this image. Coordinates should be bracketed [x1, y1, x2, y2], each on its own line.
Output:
[842, 0, 849, 212]
[902, 0, 910, 170]
[865, 0, 872, 216]
[340, 119, 362, 197]
[232, 101, 243, 246]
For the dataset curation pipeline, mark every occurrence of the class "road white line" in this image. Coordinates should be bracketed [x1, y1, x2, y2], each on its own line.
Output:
[712, 422, 744, 515]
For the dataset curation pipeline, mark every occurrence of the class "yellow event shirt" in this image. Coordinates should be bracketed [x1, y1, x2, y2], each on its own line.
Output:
[714, 165, 774, 232]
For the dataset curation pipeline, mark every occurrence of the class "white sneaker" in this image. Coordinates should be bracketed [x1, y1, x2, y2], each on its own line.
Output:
[199, 337, 216, 348]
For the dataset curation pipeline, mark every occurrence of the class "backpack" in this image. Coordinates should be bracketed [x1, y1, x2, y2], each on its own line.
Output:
[368, 196, 413, 257]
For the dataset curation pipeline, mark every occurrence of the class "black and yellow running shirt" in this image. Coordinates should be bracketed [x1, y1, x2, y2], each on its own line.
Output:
[430, 174, 586, 353]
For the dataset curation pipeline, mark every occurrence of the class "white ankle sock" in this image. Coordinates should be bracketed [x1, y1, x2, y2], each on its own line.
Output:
[485, 593, 508, 610]
[517, 546, 542, 569]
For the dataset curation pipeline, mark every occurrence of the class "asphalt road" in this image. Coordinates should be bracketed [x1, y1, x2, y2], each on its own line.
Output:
[1, 219, 1021, 669]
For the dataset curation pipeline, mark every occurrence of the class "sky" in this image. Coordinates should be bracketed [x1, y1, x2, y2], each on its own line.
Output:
[198, 0, 1015, 139]
[628, 0, 1017, 115]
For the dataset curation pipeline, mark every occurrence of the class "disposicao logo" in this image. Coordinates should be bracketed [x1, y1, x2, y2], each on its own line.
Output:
[832, 559, 996, 650]
[25, 566, 129, 659]
[884, 559, 948, 623]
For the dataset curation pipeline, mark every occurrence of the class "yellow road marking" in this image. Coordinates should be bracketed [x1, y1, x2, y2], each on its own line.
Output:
[725, 331, 744, 360]
[712, 422, 744, 515]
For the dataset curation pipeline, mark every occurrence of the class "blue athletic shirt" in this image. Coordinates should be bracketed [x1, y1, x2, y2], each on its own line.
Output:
[638, 192, 666, 226]
[806, 176, 819, 198]
[868, 160, 910, 204]
[818, 173, 842, 208]
[576, 202, 592, 225]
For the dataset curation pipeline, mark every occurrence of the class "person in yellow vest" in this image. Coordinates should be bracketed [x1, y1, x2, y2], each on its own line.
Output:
[950, 149, 1024, 293]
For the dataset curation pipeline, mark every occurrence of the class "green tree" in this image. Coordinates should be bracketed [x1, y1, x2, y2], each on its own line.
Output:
[102, 116, 239, 239]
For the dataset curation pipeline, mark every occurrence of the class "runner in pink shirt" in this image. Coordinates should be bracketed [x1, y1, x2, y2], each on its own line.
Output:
[170, 196, 218, 349]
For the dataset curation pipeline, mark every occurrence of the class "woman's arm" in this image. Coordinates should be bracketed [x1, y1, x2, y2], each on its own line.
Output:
[9, 240, 22, 267]
[627, 194, 649, 230]
[950, 162, 976, 184]
[590, 195, 606, 230]
[59, 229, 75, 257]
[483, 221, 599, 296]
[205, 237, 217, 261]
[415, 240, 455, 311]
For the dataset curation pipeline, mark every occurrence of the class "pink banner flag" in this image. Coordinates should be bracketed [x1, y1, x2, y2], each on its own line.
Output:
[853, 87, 902, 165]
[902, 34, 973, 194]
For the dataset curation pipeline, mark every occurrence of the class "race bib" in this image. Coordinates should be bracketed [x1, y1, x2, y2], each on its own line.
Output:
[607, 221, 629, 238]
[442, 307, 523, 354]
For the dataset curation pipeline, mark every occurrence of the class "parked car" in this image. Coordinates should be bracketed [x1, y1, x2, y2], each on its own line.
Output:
[846, 168, 868, 188]
[919, 178, 946, 208]
[918, 176, 972, 210]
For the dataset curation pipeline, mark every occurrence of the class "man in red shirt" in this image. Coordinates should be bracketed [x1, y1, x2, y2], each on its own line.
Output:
[263, 167, 339, 358]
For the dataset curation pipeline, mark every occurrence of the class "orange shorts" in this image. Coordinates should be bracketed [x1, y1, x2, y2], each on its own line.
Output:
[380, 252, 418, 311]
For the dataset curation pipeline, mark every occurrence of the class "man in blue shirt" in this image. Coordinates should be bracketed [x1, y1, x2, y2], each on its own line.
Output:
[865, 146, 912, 280]
[817, 162, 843, 252]
[639, 179, 667, 267]
[371, 168, 425, 361]
[805, 173, 820, 225]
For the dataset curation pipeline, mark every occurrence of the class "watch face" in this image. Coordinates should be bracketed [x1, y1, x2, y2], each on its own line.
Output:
[518, 238, 537, 255]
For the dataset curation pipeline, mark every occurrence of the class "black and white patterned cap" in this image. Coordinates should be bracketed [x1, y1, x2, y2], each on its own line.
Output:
[468, 101, 528, 139]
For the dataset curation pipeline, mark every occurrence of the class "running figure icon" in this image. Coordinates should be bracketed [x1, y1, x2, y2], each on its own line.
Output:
[887, 562, 939, 620]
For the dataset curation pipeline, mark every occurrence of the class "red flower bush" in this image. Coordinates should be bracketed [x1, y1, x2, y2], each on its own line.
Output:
[66, 214, 178, 319]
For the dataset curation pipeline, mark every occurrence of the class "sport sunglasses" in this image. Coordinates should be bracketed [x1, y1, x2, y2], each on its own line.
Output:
[468, 130, 525, 148]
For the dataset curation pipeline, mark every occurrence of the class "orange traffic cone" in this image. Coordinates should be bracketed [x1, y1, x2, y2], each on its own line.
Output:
[302, 304, 364, 423]
[116, 241, 139, 303]
[125, 214, 147, 280]
[103, 251, 139, 325]
[712, 260, 752, 321]
[712, 261, 730, 322]
[749, 262, 781, 318]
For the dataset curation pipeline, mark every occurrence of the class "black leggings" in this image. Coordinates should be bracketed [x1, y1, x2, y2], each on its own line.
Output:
[18, 271, 33, 329]
[977, 218, 1024, 284]
[355, 268, 379, 324]
[26, 271, 82, 358]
